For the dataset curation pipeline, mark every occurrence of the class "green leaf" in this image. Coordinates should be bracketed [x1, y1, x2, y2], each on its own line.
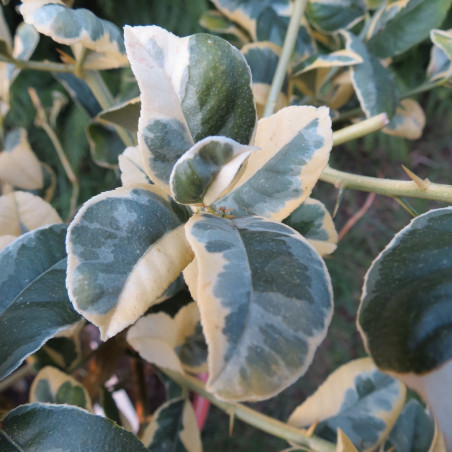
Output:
[124, 25, 257, 192]
[19, 1, 128, 68]
[385, 399, 435, 452]
[288, 358, 406, 451]
[97, 96, 140, 132]
[0, 224, 80, 380]
[170, 136, 256, 205]
[128, 302, 207, 374]
[344, 31, 397, 118]
[306, 0, 367, 33]
[0, 403, 149, 451]
[66, 186, 193, 340]
[86, 121, 124, 168]
[383, 98, 426, 140]
[211, 0, 291, 40]
[358, 207, 452, 448]
[283, 198, 338, 256]
[184, 213, 333, 401]
[218, 106, 332, 221]
[366, 0, 452, 58]
[0, 128, 43, 190]
[30, 366, 92, 411]
[141, 398, 202, 452]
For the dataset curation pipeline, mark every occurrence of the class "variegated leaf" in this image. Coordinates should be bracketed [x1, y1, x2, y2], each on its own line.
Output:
[86, 121, 124, 168]
[30, 366, 92, 411]
[427, 41, 452, 82]
[141, 398, 202, 452]
[283, 198, 338, 256]
[97, 96, 140, 132]
[199, 10, 250, 45]
[306, 0, 367, 33]
[0, 224, 80, 380]
[242, 42, 289, 117]
[344, 31, 397, 118]
[0, 191, 61, 238]
[66, 186, 193, 340]
[366, 0, 452, 59]
[124, 25, 257, 192]
[358, 207, 452, 449]
[288, 358, 406, 451]
[430, 29, 452, 61]
[0, 129, 43, 190]
[170, 136, 256, 206]
[385, 399, 434, 452]
[217, 106, 332, 221]
[383, 99, 426, 140]
[292, 50, 363, 76]
[184, 213, 333, 401]
[19, 0, 128, 68]
[127, 302, 207, 374]
[118, 146, 152, 186]
[211, 0, 291, 40]
[0, 403, 149, 451]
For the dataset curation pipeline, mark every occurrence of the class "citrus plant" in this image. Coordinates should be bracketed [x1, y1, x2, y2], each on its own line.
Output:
[1, 0, 452, 450]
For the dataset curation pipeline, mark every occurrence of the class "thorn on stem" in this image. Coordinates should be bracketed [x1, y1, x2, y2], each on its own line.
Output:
[402, 165, 431, 190]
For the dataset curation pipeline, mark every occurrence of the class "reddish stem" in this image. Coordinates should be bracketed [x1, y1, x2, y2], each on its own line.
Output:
[192, 372, 210, 430]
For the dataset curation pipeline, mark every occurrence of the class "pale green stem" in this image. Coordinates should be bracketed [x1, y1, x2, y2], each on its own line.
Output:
[332, 113, 388, 146]
[263, 0, 309, 117]
[0, 363, 34, 393]
[83, 70, 135, 147]
[28, 88, 79, 220]
[162, 369, 336, 452]
[320, 166, 452, 203]
[0, 55, 74, 73]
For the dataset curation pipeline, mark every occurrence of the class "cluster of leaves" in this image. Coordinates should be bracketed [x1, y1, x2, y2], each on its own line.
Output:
[0, 0, 452, 451]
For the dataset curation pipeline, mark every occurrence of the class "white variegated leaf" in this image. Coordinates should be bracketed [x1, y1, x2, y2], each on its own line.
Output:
[118, 146, 152, 186]
[383, 99, 426, 140]
[184, 213, 333, 401]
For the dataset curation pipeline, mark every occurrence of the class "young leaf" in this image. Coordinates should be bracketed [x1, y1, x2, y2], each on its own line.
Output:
[184, 213, 333, 401]
[385, 399, 434, 452]
[0, 403, 149, 451]
[366, 0, 452, 59]
[288, 358, 406, 451]
[127, 302, 207, 374]
[141, 398, 202, 452]
[217, 106, 332, 221]
[210, 0, 291, 40]
[357, 207, 452, 448]
[66, 186, 193, 340]
[170, 136, 256, 205]
[306, 0, 367, 33]
[0, 191, 61, 239]
[0, 224, 80, 380]
[283, 198, 338, 256]
[124, 25, 257, 192]
[383, 99, 426, 140]
[30, 366, 92, 411]
[118, 146, 152, 186]
[97, 96, 140, 132]
[19, 1, 128, 68]
[344, 31, 397, 118]
[0, 128, 43, 190]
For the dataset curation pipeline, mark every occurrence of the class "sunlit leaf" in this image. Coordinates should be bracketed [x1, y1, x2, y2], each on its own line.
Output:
[141, 398, 202, 452]
[185, 213, 333, 401]
[127, 302, 207, 374]
[218, 106, 332, 221]
[0, 403, 148, 451]
[118, 146, 152, 186]
[66, 186, 193, 340]
[30, 366, 92, 411]
[288, 358, 406, 451]
[124, 25, 256, 192]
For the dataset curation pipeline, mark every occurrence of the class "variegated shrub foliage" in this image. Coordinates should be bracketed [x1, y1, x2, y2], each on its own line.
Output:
[1, 0, 452, 450]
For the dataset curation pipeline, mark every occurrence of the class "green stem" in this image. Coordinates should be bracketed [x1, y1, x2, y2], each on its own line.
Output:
[332, 113, 388, 146]
[0, 55, 74, 73]
[263, 0, 309, 117]
[83, 70, 135, 147]
[161, 369, 336, 452]
[320, 166, 452, 203]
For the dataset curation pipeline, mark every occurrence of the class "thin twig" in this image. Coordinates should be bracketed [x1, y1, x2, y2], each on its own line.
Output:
[338, 192, 376, 241]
